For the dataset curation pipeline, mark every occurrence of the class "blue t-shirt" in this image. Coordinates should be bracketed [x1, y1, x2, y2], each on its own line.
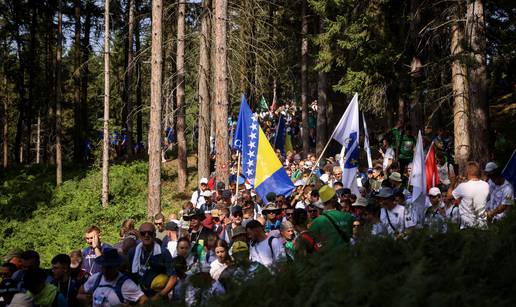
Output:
[81, 244, 112, 275]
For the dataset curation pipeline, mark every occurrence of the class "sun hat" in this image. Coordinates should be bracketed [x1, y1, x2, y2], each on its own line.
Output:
[201, 190, 213, 198]
[428, 187, 442, 197]
[231, 226, 247, 239]
[375, 187, 394, 198]
[183, 208, 206, 221]
[352, 197, 368, 207]
[319, 185, 336, 203]
[388, 172, 402, 182]
[165, 221, 178, 231]
[484, 162, 498, 174]
[94, 248, 123, 267]
[262, 203, 280, 212]
[210, 209, 221, 218]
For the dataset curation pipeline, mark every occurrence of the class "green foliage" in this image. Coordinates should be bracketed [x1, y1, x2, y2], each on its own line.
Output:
[209, 213, 516, 307]
[0, 162, 149, 266]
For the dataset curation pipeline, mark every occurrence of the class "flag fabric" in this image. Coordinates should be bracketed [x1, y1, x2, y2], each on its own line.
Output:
[502, 149, 516, 189]
[258, 96, 269, 112]
[285, 133, 293, 153]
[273, 114, 286, 155]
[425, 142, 439, 192]
[233, 95, 295, 200]
[362, 112, 373, 169]
[334, 93, 360, 190]
[410, 130, 427, 222]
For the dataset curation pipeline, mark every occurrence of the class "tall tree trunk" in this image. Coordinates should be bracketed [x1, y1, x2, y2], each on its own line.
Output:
[316, 19, 328, 157]
[214, 0, 229, 185]
[36, 111, 40, 164]
[197, 0, 211, 181]
[56, 0, 63, 185]
[101, 0, 111, 207]
[81, 0, 92, 146]
[26, 1, 37, 164]
[451, 19, 470, 173]
[3, 74, 8, 169]
[45, 6, 55, 165]
[466, 0, 489, 163]
[148, 0, 163, 217]
[300, 0, 310, 156]
[176, 0, 187, 192]
[14, 37, 26, 164]
[122, 0, 135, 158]
[135, 0, 143, 146]
[73, 0, 82, 162]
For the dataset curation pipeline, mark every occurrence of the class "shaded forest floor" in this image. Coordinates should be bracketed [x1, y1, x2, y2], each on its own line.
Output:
[0, 155, 199, 266]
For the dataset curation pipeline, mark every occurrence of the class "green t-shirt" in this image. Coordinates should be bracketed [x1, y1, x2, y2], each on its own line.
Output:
[399, 134, 416, 160]
[391, 128, 402, 149]
[309, 209, 354, 250]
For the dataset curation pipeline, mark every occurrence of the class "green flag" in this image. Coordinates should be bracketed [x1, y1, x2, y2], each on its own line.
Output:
[258, 96, 268, 112]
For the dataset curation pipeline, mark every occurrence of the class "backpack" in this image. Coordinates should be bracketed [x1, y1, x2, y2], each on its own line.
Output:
[267, 236, 277, 260]
[91, 273, 130, 304]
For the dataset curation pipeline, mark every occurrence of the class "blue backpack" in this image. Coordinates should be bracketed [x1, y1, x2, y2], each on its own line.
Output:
[91, 273, 130, 304]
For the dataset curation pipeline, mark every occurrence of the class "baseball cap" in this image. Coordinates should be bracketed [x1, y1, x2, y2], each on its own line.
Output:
[428, 187, 441, 197]
[232, 241, 249, 254]
[484, 162, 498, 173]
[200, 178, 208, 185]
[164, 221, 178, 231]
[201, 190, 213, 198]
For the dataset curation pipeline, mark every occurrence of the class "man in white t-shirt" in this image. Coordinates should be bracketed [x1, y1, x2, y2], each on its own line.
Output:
[380, 138, 395, 171]
[78, 249, 147, 306]
[191, 178, 209, 209]
[245, 220, 284, 268]
[376, 187, 416, 238]
[484, 162, 514, 221]
[450, 161, 489, 229]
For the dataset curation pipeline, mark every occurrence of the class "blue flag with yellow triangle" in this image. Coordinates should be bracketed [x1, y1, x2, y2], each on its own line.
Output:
[233, 95, 295, 200]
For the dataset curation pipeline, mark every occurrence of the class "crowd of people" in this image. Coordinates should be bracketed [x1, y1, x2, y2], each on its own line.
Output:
[1, 117, 514, 306]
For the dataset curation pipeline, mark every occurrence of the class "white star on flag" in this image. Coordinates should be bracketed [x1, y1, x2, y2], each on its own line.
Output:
[247, 160, 254, 167]
[250, 123, 257, 131]
[249, 132, 257, 139]
[248, 151, 255, 158]
[246, 169, 253, 176]
[249, 141, 256, 149]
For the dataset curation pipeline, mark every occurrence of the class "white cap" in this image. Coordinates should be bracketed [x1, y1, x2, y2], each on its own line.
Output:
[200, 177, 208, 184]
[294, 180, 305, 187]
[484, 162, 498, 173]
[304, 161, 313, 169]
[295, 202, 306, 209]
[428, 187, 441, 196]
[201, 190, 212, 197]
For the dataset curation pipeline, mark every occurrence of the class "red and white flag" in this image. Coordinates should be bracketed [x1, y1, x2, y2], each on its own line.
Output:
[425, 142, 439, 192]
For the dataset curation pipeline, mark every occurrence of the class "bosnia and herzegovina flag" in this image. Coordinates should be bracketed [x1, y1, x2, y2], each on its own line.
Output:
[233, 95, 295, 200]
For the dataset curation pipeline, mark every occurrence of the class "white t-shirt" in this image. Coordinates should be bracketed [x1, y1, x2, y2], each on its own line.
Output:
[445, 205, 461, 225]
[380, 204, 416, 235]
[487, 179, 514, 220]
[382, 147, 395, 171]
[167, 240, 178, 257]
[84, 272, 144, 307]
[452, 179, 490, 228]
[209, 259, 228, 281]
[190, 190, 206, 209]
[249, 236, 284, 267]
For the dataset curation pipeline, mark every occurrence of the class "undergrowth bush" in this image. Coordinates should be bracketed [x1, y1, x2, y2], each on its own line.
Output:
[0, 162, 149, 266]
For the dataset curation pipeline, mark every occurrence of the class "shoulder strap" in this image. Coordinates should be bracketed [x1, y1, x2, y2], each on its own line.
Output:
[114, 274, 129, 303]
[321, 212, 349, 243]
[268, 236, 275, 259]
[91, 273, 103, 294]
[383, 208, 397, 232]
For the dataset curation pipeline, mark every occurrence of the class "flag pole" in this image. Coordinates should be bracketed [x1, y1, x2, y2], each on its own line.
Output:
[234, 151, 241, 205]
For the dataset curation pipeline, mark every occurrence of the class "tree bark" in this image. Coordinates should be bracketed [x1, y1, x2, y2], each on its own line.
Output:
[198, 0, 211, 181]
[135, 1, 143, 145]
[451, 19, 470, 173]
[316, 19, 328, 157]
[214, 0, 229, 185]
[101, 0, 111, 206]
[300, 0, 310, 156]
[3, 74, 8, 169]
[56, 0, 63, 185]
[36, 111, 41, 164]
[176, 0, 187, 192]
[73, 0, 82, 162]
[81, 0, 93, 145]
[466, 0, 489, 164]
[122, 0, 135, 158]
[148, 0, 163, 217]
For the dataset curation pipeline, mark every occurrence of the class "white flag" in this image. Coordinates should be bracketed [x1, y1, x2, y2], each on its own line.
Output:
[333, 93, 360, 190]
[362, 112, 373, 169]
[410, 130, 426, 222]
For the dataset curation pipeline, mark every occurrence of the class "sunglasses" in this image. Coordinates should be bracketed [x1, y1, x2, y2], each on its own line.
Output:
[308, 210, 318, 213]
[140, 231, 155, 237]
[154, 222, 163, 226]
[286, 212, 293, 217]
